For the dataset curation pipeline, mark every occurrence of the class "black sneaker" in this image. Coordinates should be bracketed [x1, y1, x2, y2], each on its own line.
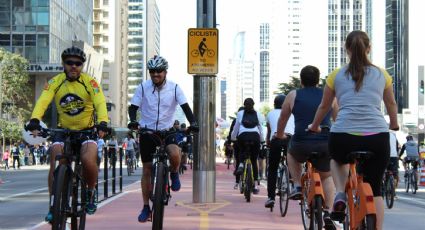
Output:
[289, 186, 302, 200]
[323, 210, 336, 230]
[86, 189, 97, 215]
[235, 163, 244, 176]
[253, 187, 260, 195]
[264, 198, 275, 208]
[330, 192, 347, 222]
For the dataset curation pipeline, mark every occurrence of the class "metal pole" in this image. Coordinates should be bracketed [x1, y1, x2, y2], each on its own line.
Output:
[104, 147, 108, 199]
[193, 0, 216, 203]
[119, 147, 123, 191]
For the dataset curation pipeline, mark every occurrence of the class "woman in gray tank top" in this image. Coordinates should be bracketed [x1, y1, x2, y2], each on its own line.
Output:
[308, 30, 399, 230]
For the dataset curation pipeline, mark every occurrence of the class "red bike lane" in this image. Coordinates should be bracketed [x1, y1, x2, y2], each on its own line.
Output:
[35, 162, 307, 230]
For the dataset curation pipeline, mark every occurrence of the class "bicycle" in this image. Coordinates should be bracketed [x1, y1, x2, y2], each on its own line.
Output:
[300, 151, 326, 230]
[381, 169, 396, 209]
[224, 143, 234, 170]
[126, 152, 134, 176]
[138, 128, 182, 230]
[39, 128, 95, 230]
[276, 147, 290, 216]
[239, 140, 255, 202]
[190, 49, 215, 57]
[403, 158, 418, 194]
[335, 151, 377, 230]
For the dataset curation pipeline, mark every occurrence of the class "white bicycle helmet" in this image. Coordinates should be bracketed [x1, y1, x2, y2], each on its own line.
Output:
[147, 55, 168, 70]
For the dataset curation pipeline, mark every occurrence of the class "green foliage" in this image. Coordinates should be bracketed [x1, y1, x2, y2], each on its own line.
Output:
[275, 76, 301, 95]
[0, 48, 31, 144]
[259, 104, 271, 118]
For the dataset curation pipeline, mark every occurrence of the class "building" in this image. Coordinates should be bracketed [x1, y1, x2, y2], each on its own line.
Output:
[0, 0, 97, 126]
[328, 0, 371, 74]
[93, 0, 129, 127]
[127, 0, 160, 100]
[259, 23, 270, 103]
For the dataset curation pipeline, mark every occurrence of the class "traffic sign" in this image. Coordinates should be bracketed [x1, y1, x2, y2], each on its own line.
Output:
[188, 28, 218, 75]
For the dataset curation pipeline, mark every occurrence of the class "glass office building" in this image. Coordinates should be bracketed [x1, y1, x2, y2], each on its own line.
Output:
[0, 0, 92, 64]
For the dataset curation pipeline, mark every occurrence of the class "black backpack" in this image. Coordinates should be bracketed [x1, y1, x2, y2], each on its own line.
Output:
[241, 110, 259, 128]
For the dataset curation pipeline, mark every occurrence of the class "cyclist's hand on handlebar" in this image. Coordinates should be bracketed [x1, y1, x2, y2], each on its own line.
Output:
[25, 118, 42, 138]
[127, 121, 139, 130]
[188, 121, 199, 133]
[96, 121, 110, 138]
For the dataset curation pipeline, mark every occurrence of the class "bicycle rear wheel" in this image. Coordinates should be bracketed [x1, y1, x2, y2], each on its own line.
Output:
[244, 163, 252, 202]
[360, 214, 376, 230]
[385, 176, 395, 209]
[127, 159, 132, 176]
[405, 173, 410, 193]
[52, 165, 71, 230]
[410, 173, 417, 194]
[278, 164, 290, 217]
[71, 176, 86, 230]
[310, 195, 323, 230]
[152, 162, 166, 230]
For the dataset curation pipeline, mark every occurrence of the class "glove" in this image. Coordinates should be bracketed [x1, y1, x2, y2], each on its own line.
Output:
[96, 121, 110, 133]
[25, 118, 42, 131]
[188, 121, 199, 133]
[127, 121, 139, 130]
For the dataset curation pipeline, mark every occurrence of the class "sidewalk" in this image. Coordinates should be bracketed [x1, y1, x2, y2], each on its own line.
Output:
[34, 160, 304, 230]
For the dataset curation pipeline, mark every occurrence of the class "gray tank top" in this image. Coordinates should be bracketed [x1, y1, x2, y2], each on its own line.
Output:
[329, 65, 389, 133]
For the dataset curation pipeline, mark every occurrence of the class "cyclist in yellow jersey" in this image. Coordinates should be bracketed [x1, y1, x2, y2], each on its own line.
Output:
[25, 46, 109, 222]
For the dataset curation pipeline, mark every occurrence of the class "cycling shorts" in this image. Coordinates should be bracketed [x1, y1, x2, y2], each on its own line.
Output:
[289, 139, 330, 172]
[138, 132, 178, 163]
[404, 156, 419, 169]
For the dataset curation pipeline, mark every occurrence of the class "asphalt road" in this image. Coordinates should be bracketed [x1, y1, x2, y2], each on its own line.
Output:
[0, 163, 142, 230]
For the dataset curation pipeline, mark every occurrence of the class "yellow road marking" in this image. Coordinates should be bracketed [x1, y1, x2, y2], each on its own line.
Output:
[176, 200, 230, 230]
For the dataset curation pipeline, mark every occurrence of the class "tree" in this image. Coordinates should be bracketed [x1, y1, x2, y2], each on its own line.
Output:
[0, 48, 32, 123]
[0, 48, 31, 151]
[275, 76, 301, 95]
[275, 76, 327, 95]
[259, 104, 271, 118]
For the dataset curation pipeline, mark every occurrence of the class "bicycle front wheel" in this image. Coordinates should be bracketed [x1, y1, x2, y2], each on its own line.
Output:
[278, 165, 290, 217]
[71, 176, 86, 230]
[152, 162, 166, 230]
[385, 176, 395, 209]
[244, 163, 252, 202]
[52, 165, 72, 230]
[405, 173, 410, 193]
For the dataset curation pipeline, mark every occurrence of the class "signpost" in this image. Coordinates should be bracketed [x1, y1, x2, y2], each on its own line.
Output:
[188, 28, 218, 75]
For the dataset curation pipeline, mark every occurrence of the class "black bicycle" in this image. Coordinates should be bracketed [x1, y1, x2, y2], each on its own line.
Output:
[276, 148, 290, 216]
[382, 169, 396, 209]
[239, 140, 255, 202]
[138, 128, 182, 230]
[404, 158, 418, 194]
[126, 152, 135, 176]
[39, 128, 95, 230]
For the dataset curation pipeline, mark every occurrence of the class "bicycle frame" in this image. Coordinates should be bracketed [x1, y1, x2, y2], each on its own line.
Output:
[151, 143, 171, 204]
[301, 161, 324, 205]
[346, 160, 376, 229]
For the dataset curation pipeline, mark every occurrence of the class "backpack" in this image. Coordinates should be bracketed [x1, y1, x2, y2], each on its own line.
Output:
[241, 110, 259, 128]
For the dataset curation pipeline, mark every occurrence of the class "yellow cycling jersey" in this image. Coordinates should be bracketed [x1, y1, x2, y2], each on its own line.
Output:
[31, 73, 109, 130]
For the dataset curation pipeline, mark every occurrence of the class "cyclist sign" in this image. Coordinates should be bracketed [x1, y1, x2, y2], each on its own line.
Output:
[188, 28, 218, 75]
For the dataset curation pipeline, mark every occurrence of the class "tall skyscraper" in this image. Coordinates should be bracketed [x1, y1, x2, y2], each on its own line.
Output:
[259, 23, 270, 103]
[385, 0, 408, 111]
[328, 0, 371, 73]
[127, 0, 160, 100]
[287, 0, 302, 76]
[93, 0, 129, 127]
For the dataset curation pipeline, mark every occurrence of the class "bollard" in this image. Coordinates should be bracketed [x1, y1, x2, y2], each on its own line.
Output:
[119, 147, 123, 191]
[112, 148, 116, 194]
[104, 147, 108, 199]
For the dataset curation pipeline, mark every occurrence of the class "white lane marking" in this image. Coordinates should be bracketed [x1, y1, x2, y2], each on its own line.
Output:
[395, 195, 425, 206]
[0, 187, 47, 201]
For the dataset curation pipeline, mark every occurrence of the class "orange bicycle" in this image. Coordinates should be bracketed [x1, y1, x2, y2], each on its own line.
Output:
[300, 151, 326, 230]
[336, 151, 376, 230]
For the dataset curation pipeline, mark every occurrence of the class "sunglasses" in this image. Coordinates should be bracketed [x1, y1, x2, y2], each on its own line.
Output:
[65, 60, 83, 67]
[149, 69, 165, 74]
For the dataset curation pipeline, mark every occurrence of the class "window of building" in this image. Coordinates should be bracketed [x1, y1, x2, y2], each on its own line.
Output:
[103, 12, 109, 18]
[103, 36, 108, 42]
[103, 0, 109, 6]
[102, 72, 109, 80]
[25, 34, 36, 46]
[0, 0, 10, 11]
[102, 84, 109, 91]
[12, 34, 23, 46]
[103, 47, 108, 54]
[103, 24, 108, 30]
[25, 46, 36, 62]
[12, 0, 24, 12]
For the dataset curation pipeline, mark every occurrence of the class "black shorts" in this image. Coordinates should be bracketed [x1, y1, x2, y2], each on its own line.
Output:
[289, 140, 330, 172]
[139, 132, 178, 163]
[51, 129, 97, 149]
[404, 156, 420, 169]
[329, 132, 390, 196]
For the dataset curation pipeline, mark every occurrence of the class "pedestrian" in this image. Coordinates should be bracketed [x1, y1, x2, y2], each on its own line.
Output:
[308, 30, 399, 230]
[11, 144, 20, 169]
[24, 145, 30, 166]
[2, 148, 10, 170]
[107, 136, 118, 168]
[97, 137, 105, 168]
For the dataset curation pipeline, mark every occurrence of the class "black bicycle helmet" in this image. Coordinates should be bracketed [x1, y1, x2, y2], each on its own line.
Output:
[61, 46, 86, 62]
[147, 55, 168, 70]
[274, 94, 286, 109]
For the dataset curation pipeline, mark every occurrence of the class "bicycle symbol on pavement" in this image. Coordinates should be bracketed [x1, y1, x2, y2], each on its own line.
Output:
[191, 38, 215, 58]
